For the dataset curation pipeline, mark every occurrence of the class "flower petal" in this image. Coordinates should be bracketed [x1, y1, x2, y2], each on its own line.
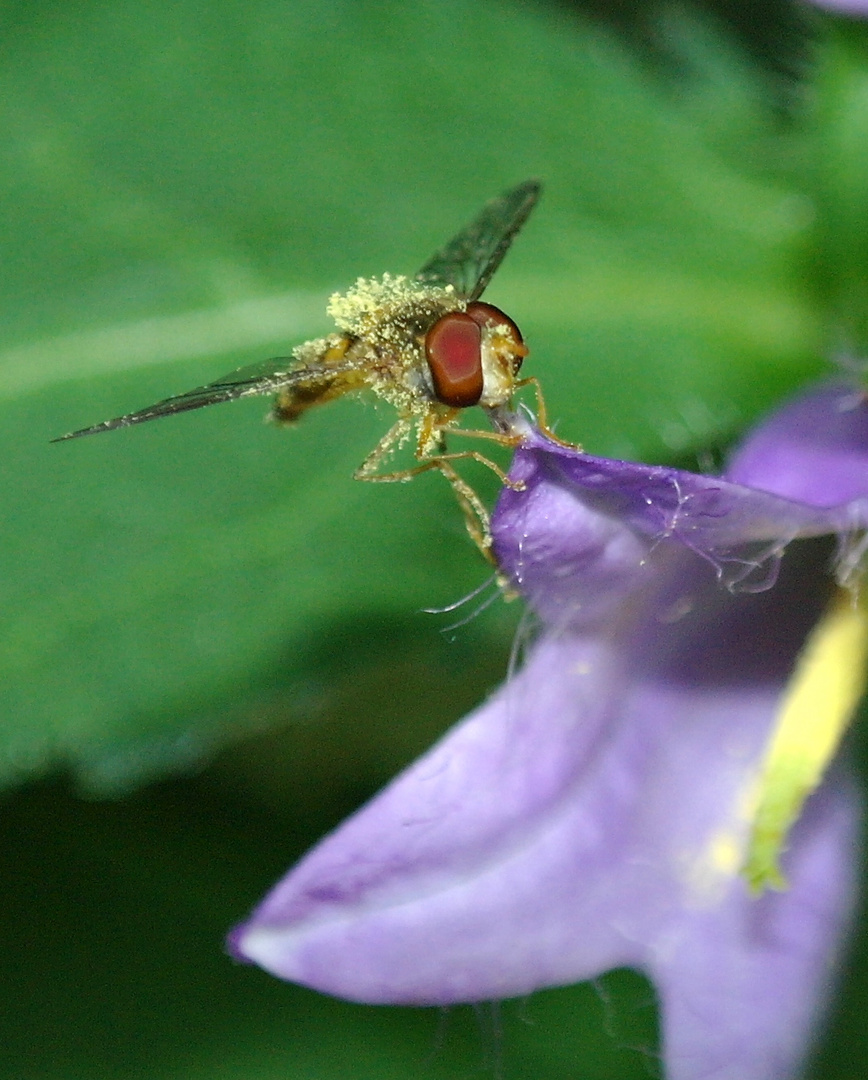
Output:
[230, 632, 641, 1003]
[231, 380, 867, 1079]
[231, 529, 859, 1045]
[725, 382, 868, 506]
[650, 774, 860, 1080]
[810, 0, 868, 15]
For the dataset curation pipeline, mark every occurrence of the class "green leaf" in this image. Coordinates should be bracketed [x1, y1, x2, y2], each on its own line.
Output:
[0, 0, 821, 790]
[811, 16, 868, 352]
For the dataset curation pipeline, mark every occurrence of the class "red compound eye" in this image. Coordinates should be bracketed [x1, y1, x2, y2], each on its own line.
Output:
[466, 301, 527, 373]
[425, 312, 484, 408]
[465, 301, 523, 342]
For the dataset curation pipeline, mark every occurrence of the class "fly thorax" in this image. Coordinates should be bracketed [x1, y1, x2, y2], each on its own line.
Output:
[328, 274, 463, 413]
[328, 275, 462, 342]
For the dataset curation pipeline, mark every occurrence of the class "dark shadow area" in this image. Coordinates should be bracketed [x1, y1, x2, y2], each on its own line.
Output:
[0, 775, 659, 1080]
[552, 0, 813, 95]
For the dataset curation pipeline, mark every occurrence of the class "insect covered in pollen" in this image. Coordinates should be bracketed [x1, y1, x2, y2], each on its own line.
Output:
[55, 180, 552, 557]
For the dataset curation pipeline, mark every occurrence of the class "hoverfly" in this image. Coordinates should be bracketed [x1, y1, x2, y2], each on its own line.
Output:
[55, 180, 555, 557]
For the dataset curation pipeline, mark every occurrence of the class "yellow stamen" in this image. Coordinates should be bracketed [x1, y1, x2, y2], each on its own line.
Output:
[743, 587, 868, 893]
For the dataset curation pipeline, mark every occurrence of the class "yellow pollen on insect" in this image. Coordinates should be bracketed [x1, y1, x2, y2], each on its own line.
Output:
[327, 274, 458, 337]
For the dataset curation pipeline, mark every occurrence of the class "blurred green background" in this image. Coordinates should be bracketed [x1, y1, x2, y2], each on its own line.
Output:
[2, 0, 867, 1075]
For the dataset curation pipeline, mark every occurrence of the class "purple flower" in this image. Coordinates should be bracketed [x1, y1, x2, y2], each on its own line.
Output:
[230, 381, 868, 1080]
[810, 0, 868, 15]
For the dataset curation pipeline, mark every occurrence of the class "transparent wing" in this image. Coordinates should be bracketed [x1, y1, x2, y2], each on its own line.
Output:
[414, 179, 541, 301]
[53, 351, 348, 441]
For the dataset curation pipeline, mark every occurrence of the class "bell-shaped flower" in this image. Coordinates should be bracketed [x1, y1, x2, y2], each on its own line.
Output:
[230, 380, 868, 1080]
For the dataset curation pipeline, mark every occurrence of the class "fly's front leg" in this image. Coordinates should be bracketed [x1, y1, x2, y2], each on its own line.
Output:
[416, 406, 524, 490]
[514, 377, 581, 449]
[440, 428, 526, 492]
[426, 447, 524, 493]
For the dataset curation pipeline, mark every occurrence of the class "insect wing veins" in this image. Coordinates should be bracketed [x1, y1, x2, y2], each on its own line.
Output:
[52, 353, 354, 441]
[414, 179, 541, 301]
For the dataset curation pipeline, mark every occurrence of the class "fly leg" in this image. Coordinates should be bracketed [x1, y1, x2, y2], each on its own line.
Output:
[415, 408, 525, 491]
[353, 416, 415, 479]
[514, 376, 581, 449]
[354, 415, 501, 559]
[358, 451, 495, 558]
[440, 428, 527, 491]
